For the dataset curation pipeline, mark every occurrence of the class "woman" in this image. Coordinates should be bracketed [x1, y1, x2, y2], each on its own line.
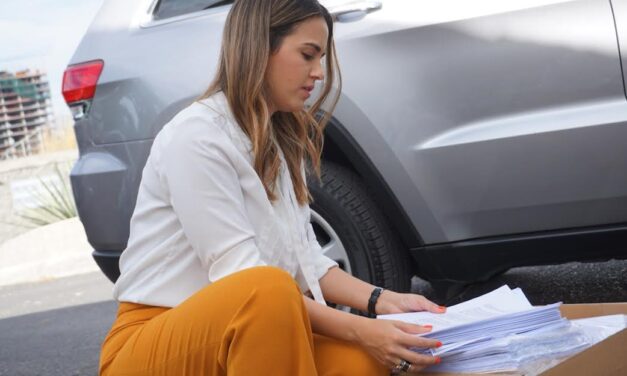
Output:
[99, 0, 444, 375]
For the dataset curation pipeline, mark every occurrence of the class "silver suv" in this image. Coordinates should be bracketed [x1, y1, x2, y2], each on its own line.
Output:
[63, 0, 627, 294]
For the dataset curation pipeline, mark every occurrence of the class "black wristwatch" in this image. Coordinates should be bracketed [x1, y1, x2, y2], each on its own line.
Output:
[367, 287, 384, 318]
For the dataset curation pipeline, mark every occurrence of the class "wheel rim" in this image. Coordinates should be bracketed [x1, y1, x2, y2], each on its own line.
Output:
[311, 209, 353, 312]
[310, 210, 352, 275]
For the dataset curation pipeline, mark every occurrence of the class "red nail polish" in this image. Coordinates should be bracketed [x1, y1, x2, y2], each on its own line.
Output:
[439, 305, 446, 311]
[423, 324, 433, 329]
[436, 341, 442, 348]
[435, 357, 442, 364]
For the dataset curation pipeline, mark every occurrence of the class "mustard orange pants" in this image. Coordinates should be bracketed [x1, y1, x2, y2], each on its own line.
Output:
[99, 266, 388, 375]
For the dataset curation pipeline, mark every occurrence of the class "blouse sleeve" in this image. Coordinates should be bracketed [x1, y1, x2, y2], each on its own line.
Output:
[158, 117, 266, 282]
[304, 204, 339, 280]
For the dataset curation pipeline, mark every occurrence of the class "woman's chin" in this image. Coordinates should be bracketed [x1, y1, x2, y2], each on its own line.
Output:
[279, 101, 306, 113]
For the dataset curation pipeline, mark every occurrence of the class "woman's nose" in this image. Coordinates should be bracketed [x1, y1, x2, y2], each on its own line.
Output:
[311, 60, 325, 81]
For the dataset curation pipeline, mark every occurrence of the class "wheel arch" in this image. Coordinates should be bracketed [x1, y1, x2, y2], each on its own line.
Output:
[319, 116, 424, 250]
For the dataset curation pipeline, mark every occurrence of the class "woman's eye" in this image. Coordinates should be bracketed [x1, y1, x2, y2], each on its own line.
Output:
[302, 53, 314, 61]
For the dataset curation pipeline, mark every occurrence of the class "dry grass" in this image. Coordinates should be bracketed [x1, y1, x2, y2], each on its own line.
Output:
[42, 126, 77, 153]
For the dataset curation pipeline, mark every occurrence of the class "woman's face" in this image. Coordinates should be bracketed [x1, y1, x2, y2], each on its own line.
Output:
[265, 16, 328, 113]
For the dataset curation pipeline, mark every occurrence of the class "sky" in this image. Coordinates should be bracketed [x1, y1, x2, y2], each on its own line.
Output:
[0, 0, 104, 123]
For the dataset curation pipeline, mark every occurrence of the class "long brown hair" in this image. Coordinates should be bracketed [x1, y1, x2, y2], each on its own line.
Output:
[196, 0, 341, 206]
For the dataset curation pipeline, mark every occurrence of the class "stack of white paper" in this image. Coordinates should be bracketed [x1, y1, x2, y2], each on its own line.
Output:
[378, 285, 590, 374]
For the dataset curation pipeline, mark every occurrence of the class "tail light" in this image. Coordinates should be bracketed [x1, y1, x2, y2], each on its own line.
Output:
[62, 60, 104, 119]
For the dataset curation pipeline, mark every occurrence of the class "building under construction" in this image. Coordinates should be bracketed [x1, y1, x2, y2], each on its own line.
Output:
[0, 69, 55, 159]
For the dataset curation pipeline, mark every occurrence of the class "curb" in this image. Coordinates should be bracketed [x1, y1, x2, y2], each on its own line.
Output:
[0, 217, 99, 286]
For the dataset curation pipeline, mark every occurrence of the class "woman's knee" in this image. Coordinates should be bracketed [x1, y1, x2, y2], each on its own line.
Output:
[211, 266, 299, 294]
[181, 266, 301, 317]
[237, 266, 300, 294]
[211, 266, 303, 313]
[244, 265, 296, 285]
[253, 267, 303, 303]
[232, 267, 309, 330]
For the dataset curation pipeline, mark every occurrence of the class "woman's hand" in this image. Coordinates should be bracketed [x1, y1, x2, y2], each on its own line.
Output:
[353, 317, 442, 374]
[376, 290, 446, 315]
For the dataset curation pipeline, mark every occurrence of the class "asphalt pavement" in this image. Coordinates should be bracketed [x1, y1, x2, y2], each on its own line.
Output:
[0, 272, 114, 376]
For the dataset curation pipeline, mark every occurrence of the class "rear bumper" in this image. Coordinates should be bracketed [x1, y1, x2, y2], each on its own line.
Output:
[70, 138, 153, 253]
[93, 250, 122, 283]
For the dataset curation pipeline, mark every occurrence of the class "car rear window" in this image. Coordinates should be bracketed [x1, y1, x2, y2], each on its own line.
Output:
[153, 0, 233, 20]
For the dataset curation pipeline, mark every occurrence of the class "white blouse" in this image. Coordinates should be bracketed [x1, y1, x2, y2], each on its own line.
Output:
[112, 91, 337, 307]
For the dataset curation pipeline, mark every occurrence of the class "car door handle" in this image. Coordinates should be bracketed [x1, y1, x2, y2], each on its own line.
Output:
[329, 1, 383, 23]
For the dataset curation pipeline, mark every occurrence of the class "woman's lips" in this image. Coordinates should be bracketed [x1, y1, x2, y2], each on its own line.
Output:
[301, 87, 311, 98]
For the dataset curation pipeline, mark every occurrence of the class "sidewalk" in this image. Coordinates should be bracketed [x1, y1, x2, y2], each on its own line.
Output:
[0, 217, 99, 286]
[0, 149, 79, 245]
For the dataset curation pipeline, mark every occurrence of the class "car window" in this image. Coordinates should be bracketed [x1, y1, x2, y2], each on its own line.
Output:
[153, 0, 233, 20]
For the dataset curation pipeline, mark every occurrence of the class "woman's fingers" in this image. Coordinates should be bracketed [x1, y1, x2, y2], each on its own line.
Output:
[388, 321, 442, 371]
[402, 334, 442, 350]
[407, 364, 428, 374]
[391, 348, 441, 373]
[394, 320, 433, 335]
[415, 294, 446, 313]
[407, 358, 439, 374]
[395, 292, 446, 314]
[363, 318, 443, 373]
[393, 322, 442, 349]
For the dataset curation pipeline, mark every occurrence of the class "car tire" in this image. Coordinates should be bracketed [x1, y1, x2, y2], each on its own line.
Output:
[308, 161, 413, 293]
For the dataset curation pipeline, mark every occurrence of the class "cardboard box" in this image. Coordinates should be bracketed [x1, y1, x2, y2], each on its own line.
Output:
[425, 302, 627, 376]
